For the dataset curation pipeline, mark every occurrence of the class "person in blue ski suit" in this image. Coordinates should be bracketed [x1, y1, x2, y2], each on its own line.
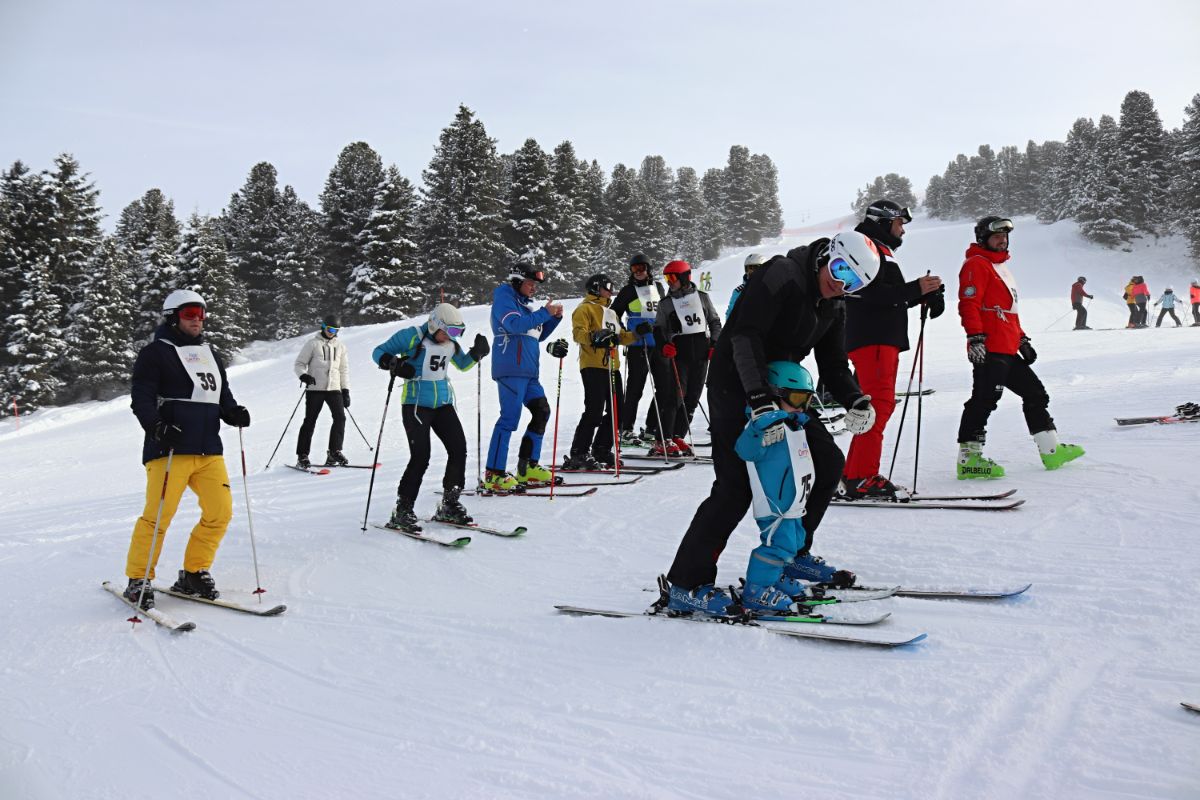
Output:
[484, 262, 564, 491]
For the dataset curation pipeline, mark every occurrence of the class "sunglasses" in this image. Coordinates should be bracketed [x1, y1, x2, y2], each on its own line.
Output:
[775, 388, 813, 410]
[985, 218, 1014, 234]
[178, 306, 206, 321]
[828, 257, 867, 293]
[323, 325, 339, 336]
[445, 325, 467, 339]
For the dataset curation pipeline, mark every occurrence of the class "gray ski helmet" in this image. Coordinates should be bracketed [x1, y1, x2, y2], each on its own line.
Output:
[974, 216, 1014, 246]
[162, 289, 206, 315]
[585, 273, 614, 296]
[322, 314, 342, 329]
[1077, 276, 1086, 284]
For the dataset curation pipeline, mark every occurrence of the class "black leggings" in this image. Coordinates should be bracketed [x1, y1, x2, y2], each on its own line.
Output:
[296, 391, 345, 455]
[397, 404, 466, 500]
[569, 368, 625, 456]
[957, 353, 1053, 443]
[1156, 308, 1181, 326]
[621, 347, 666, 435]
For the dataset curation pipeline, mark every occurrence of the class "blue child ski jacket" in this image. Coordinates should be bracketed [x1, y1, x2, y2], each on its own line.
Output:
[372, 323, 479, 408]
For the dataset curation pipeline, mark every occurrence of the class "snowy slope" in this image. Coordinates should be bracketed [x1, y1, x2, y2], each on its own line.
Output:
[2, 218, 1199, 800]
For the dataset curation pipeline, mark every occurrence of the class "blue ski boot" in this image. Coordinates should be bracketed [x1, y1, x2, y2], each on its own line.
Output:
[783, 554, 856, 589]
[666, 582, 737, 616]
[740, 581, 802, 615]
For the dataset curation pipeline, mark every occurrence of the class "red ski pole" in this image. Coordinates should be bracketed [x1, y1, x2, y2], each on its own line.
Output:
[608, 347, 621, 478]
[549, 354, 564, 500]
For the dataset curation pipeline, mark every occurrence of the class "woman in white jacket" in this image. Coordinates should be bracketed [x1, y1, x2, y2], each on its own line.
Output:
[294, 315, 351, 468]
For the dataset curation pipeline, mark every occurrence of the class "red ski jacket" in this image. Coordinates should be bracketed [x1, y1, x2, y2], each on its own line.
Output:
[958, 244, 1024, 355]
[1192, 286, 1200, 304]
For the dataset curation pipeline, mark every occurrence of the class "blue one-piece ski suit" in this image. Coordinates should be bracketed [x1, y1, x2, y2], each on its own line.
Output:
[485, 283, 562, 472]
[735, 408, 815, 589]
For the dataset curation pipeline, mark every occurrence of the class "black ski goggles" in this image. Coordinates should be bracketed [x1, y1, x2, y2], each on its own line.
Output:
[868, 205, 913, 224]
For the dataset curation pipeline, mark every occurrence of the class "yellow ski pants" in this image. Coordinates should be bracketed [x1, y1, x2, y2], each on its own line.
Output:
[125, 454, 233, 580]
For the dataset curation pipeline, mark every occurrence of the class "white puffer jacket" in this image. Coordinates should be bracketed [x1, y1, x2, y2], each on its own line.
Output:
[294, 332, 350, 391]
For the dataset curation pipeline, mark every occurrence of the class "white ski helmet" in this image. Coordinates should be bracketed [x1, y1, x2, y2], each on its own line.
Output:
[826, 232, 881, 293]
[744, 253, 768, 273]
[428, 302, 466, 338]
[162, 289, 206, 315]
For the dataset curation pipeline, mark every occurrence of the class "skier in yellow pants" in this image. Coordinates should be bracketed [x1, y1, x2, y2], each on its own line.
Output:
[123, 289, 250, 610]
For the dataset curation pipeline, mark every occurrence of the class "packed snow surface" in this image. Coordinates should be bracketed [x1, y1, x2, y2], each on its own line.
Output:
[2, 217, 1198, 799]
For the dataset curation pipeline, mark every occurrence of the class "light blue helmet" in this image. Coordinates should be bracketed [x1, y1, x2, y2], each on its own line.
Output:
[766, 361, 814, 393]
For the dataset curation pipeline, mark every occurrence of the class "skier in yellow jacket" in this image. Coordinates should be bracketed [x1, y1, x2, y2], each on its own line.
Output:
[564, 273, 644, 470]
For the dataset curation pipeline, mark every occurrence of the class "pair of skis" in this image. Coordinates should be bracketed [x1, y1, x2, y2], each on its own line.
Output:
[102, 580, 286, 633]
[286, 462, 381, 476]
[832, 488, 1025, 511]
[372, 516, 529, 547]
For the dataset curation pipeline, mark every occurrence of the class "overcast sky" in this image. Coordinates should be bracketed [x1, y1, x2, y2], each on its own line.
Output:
[2, 0, 1197, 229]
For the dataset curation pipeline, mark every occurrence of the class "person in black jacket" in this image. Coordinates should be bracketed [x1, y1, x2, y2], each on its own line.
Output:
[663, 233, 882, 614]
[121, 289, 251, 611]
[841, 200, 944, 500]
[610, 253, 668, 448]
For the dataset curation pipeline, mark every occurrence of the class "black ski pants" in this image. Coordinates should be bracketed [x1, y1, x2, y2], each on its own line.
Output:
[569, 368, 625, 457]
[397, 404, 466, 500]
[1072, 302, 1088, 329]
[1156, 308, 1181, 327]
[1193, 303, 1200, 325]
[296, 390, 345, 456]
[666, 388, 843, 589]
[957, 353, 1053, 443]
[656, 355, 707, 441]
[621, 346, 666, 436]
[1136, 299, 1149, 326]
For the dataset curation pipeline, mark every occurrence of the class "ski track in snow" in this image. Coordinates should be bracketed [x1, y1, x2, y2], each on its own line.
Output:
[2, 217, 1199, 799]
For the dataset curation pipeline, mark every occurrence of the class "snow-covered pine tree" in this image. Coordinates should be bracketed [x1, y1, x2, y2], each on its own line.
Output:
[880, 173, 917, 211]
[1008, 141, 1041, 216]
[699, 206, 723, 261]
[1076, 115, 1137, 247]
[722, 145, 758, 246]
[1044, 118, 1097, 222]
[965, 145, 1002, 218]
[1034, 140, 1065, 222]
[178, 213, 252, 355]
[591, 225, 622, 274]
[274, 187, 327, 338]
[944, 154, 972, 218]
[346, 165, 424, 322]
[0, 162, 56, 369]
[1116, 90, 1170, 234]
[223, 162, 284, 339]
[115, 189, 181, 343]
[321, 142, 384, 310]
[580, 159, 607, 259]
[504, 139, 559, 284]
[637, 155, 675, 264]
[59, 237, 136, 402]
[700, 168, 728, 243]
[750, 154, 784, 241]
[419, 105, 511, 305]
[923, 174, 950, 219]
[852, 176, 888, 217]
[603, 164, 645, 261]
[548, 142, 594, 291]
[1170, 94, 1200, 260]
[2, 253, 63, 412]
[671, 167, 709, 266]
[46, 154, 102, 328]
[995, 146, 1024, 213]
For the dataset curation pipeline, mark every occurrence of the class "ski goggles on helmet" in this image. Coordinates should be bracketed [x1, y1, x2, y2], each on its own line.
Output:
[444, 324, 467, 339]
[828, 257, 868, 293]
[773, 387, 813, 410]
[323, 324, 339, 336]
[178, 305, 206, 321]
[983, 218, 1014, 235]
[867, 205, 913, 224]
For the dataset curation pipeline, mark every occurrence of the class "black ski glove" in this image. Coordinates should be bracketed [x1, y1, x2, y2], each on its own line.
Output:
[546, 339, 568, 359]
[967, 334, 988, 365]
[222, 405, 251, 428]
[391, 360, 416, 379]
[152, 420, 183, 446]
[590, 329, 619, 349]
[635, 322, 653, 336]
[299, 373, 316, 386]
[1018, 336, 1037, 365]
[341, 389, 350, 408]
[925, 287, 946, 319]
[468, 333, 490, 362]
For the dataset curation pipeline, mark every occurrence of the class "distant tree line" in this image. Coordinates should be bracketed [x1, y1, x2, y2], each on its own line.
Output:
[0, 104, 784, 413]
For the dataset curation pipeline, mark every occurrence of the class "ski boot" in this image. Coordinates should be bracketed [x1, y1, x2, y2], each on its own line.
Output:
[481, 470, 520, 494]
[171, 569, 219, 600]
[957, 441, 1005, 480]
[671, 437, 694, 457]
[562, 453, 601, 471]
[123, 577, 155, 610]
[591, 450, 617, 469]
[296, 454, 311, 470]
[648, 439, 682, 458]
[618, 429, 642, 447]
[1033, 430, 1085, 471]
[1176, 402, 1200, 419]
[666, 582, 737, 617]
[386, 495, 421, 532]
[515, 460, 555, 486]
[840, 474, 904, 501]
[783, 554, 856, 589]
[325, 450, 350, 467]
[433, 487, 473, 525]
[739, 581, 803, 615]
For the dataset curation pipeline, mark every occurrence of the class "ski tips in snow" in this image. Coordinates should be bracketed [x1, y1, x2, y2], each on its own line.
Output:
[102, 581, 195, 632]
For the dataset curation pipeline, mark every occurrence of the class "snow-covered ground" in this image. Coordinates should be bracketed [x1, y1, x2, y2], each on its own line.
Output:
[2, 217, 1199, 799]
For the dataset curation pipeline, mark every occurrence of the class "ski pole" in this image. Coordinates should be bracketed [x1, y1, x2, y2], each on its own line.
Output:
[131, 448, 174, 626]
[476, 361, 482, 492]
[345, 407, 374, 451]
[237, 427, 265, 601]
[361, 374, 397, 532]
[670, 355, 696, 449]
[263, 385, 306, 469]
[642, 347, 670, 464]
[549, 354, 564, 499]
[608, 347, 621, 478]
[912, 304, 929, 494]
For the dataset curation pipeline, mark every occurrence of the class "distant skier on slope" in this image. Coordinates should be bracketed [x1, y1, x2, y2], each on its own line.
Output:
[293, 314, 351, 469]
[955, 216, 1084, 479]
[1070, 277, 1093, 330]
[1191, 280, 1200, 326]
[122, 290, 251, 610]
[840, 200, 945, 501]
[483, 262, 564, 492]
[660, 233, 881, 616]
[372, 303, 489, 531]
[1153, 287, 1183, 327]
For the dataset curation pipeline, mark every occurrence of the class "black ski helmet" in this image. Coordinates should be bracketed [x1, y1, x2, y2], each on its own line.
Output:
[585, 273, 614, 296]
[322, 314, 342, 329]
[1077, 276, 1086, 284]
[509, 261, 546, 290]
[629, 253, 650, 269]
[975, 216, 1014, 248]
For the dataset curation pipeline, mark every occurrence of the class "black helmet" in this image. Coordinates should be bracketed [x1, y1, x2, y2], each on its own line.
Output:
[1077, 276, 1086, 283]
[509, 261, 546, 290]
[585, 273, 614, 296]
[629, 253, 650, 268]
[863, 199, 912, 225]
[975, 216, 1014, 247]
[322, 314, 342, 329]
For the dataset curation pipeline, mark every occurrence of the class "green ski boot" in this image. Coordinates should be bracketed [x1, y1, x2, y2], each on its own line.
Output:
[515, 460, 554, 487]
[957, 441, 1005, 480]
[1034, 430, 1085, 470]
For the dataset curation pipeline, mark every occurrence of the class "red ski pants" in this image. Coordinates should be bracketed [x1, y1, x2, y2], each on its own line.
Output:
[843, 345, 899, 481]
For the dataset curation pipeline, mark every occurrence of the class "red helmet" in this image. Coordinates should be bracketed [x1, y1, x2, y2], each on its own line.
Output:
[663, 260, 692, 278]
